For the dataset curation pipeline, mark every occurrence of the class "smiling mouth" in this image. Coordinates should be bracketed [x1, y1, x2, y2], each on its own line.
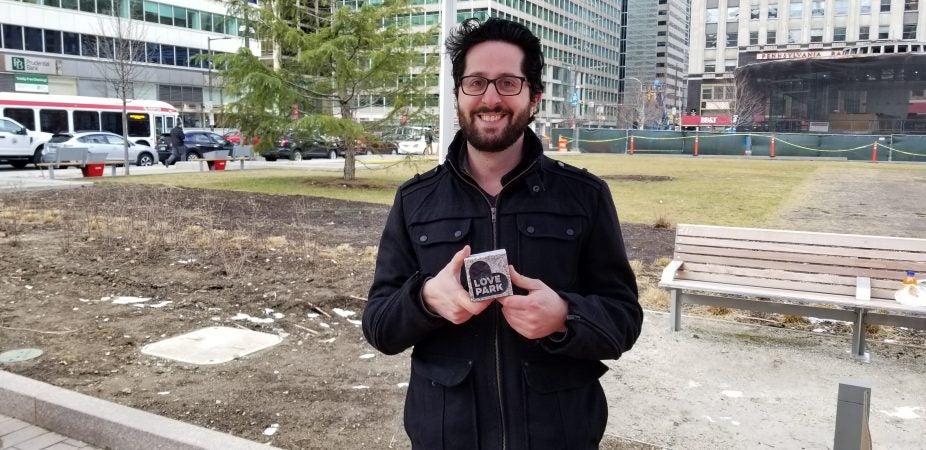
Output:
[478, 113, 505, 122]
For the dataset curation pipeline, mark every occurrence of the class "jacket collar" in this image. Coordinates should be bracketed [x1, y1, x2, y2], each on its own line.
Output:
[445, 128, 545, 187]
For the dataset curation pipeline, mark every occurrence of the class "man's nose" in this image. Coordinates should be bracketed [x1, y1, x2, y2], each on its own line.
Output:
[481, 82, 503, 106]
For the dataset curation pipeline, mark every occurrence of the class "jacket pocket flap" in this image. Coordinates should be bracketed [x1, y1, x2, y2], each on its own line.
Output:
[516, 214, 583, 240]
[411, 355, 474, 387]
[523, 360, 608, 393]
[409, 219, 471, 247]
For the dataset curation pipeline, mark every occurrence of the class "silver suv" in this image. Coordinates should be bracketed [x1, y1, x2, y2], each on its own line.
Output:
[44, 131, 158, 166]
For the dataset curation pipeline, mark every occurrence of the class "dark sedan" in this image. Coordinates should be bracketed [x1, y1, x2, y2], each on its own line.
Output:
[263, 133, 364, 161]
[157, 131, 234, 163]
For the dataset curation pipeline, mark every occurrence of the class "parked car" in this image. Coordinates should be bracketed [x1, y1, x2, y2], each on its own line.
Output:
[223, 130, 259, 146]
[0, 117, 51, 169]
[393, 126, 432, 155]
[263, 132, 367, 161]
[42, 131, 158, 166]
[366, 132, 399, 155]
[156, 130, 234, 162]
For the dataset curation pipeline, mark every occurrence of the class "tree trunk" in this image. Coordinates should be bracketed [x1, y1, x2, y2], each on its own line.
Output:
[341, 102, 355, 181]
[122, 99, 130, 176]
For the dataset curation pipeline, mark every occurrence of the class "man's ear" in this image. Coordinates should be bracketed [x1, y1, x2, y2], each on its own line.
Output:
[531, 93, 542, 113]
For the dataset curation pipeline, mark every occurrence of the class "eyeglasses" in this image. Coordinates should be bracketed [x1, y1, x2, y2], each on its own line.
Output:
[458, 76, 527, 96]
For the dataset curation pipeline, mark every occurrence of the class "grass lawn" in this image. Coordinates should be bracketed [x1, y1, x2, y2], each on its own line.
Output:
[103, 155, 923, 227]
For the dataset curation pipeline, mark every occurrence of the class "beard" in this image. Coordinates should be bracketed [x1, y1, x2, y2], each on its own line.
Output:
[458, 103, 533, 153]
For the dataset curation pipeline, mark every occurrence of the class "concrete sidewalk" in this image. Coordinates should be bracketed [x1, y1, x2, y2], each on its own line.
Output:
[0, 371, 278, 450]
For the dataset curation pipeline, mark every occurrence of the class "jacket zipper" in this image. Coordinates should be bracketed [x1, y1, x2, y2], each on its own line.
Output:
[449, 157, 538, 450]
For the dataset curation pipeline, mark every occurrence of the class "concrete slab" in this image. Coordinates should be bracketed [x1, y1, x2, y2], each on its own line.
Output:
[140, 326, 282, 365]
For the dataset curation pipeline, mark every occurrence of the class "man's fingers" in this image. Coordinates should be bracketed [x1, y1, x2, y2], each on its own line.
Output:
[508, 265, 543, 290]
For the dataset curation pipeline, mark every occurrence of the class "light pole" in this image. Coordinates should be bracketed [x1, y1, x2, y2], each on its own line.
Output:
[207, 36, 232, 130]
[625, 76, 645, 129]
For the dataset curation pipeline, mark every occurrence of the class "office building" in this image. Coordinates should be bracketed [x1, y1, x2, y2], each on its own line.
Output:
[0, 0, 255, 127]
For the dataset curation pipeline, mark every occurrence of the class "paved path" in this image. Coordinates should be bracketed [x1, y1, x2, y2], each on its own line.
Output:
[0, 415, 100, 450]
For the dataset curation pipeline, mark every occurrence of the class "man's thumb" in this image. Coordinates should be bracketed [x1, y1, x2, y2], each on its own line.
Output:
[449, 245, 471, 271]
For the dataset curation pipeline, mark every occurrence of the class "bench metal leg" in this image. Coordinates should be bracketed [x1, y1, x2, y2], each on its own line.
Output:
[240, 159, 245, 170]
[669, 289, 682, 331]
[851, 308, 870, 363]
[111, 165, 118, 176]
[48, 165, 55, 180]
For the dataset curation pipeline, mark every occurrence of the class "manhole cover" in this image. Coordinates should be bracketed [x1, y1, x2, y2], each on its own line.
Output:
[0, 348, 43, 363]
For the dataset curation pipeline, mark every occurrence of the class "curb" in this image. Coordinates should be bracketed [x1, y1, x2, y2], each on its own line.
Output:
[0, 370, 279, 450]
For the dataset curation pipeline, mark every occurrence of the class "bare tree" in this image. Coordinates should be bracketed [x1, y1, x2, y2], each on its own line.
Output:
[732, 76, 768, 131]
[94, 15, 149, 175]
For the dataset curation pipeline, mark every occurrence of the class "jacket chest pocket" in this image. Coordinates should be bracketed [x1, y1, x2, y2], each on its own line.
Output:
[410, 218, 472, 275]
[514, 213, 584, 289]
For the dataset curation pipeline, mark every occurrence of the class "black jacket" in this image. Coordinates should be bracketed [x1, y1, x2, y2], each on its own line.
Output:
[363, 129, 642, 450]
[169, 126, 185, 148]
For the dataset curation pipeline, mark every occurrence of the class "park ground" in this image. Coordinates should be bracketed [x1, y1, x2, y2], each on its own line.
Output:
[0, 160, 925, 449]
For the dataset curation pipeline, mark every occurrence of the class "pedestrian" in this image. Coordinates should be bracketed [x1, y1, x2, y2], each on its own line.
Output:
[423, 126, 434, 155]
[165, 121, 185, 166]
[362, 18, 642, 450]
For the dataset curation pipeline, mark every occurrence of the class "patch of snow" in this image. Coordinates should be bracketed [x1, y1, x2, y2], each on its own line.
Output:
[332, 308, 356, 317]
[397, 382, 409, 388]
[157, 391, 170, 395]
[352, 385, 370, 389]
[307, 313, 319, 319]
[148, 301, 172, 308]
[347, 319, 361, 326]
[112, 296, 151, 304]
[319, 322, 331, 328]
[359, 354, 375, 359]
[812, 328, 826, 333]
[721, 390, 743, 398]
[687, 380, 701, 388]
[879, 407, 922, 419]
[263, 423, 280, 436]
[320, 338, 336, 343]
[232, 313, 274, 324]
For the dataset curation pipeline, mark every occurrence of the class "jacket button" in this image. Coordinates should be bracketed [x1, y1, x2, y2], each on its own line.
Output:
[454, 230, 462, 238]
[566, 228, 575, 236]
[419, 235, 428, 242]
[557, 161, 564, 167]
[531, 185, 540, 193]
[526, 226, 535, 234]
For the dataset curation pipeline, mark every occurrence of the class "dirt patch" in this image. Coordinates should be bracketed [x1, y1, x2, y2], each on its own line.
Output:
[0, 184, 675, 449]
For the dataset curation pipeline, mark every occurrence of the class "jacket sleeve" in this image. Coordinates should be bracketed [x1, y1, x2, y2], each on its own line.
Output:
[362, 190, 448, 355]
[542, 183, 642, 360]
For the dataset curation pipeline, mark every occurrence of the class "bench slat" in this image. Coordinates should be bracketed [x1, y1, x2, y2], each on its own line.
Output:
[675, 237, 926, 263]
[675, 264, 898, 301]
[677, 224, 926, 253]
[679, 261, 907, 293]
[660, 279, 926, 316]
[675, 243, 926, 269]
[676, 253, 912, 280]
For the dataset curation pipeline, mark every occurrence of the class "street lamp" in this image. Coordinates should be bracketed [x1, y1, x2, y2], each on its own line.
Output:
[207, 36, 233, 130]
[624, 76, 645, 129]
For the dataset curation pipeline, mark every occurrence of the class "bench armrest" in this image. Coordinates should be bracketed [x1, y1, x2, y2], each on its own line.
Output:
[660, 260, 684, 285]
[855, 276, 871, 301]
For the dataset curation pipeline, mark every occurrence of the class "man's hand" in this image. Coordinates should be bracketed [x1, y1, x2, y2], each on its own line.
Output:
[422, 245, 493, 324]
[497, 266, 568, 339]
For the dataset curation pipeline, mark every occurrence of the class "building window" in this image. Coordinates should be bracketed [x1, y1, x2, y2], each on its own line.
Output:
[78, 0, 93, 12]
[812, 1, 825, 16]
[159, 4, 173, 25]
[728, 7, 739, 20]
[835, 0, 849, 15]
[789, 29, 801, 43]
[80, 34, 97, 57]
[767, 30, 777, 44]
[62, 31, 80, 55]
[144, 1, 158, 23]
[859, 26, 870, 40]
[768, 5, 778, 18]
[2, 25, 23, 50]
[706, 24, 718, 47]
[724, 59, 737, 72]
[44, 30, 60, 54]
[175, 46, 188, 66]
[162, 45, 175, 65]
[24, 27, 43, 52]
[790, 0, 803, 18]
[727, 30, 738, 46]
[750, 7, 760, 19]
[834, 27, 847, 41]
[881, 0, 891, 12]
[147, 42, 160, 63]
[750, 31, 759, 45]
[906, 0, 919, 11]
[707, 8, 719, 23]
[705, 64, 716, 73]
[879, 25, 890, 39]
[860, 0, 871, 13]
[810, 28, 823, 42]
[903, 24, 917, 39]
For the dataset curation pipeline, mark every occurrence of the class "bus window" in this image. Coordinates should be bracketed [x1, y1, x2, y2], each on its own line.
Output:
[73, 110, 100, 132]
[3, 108, 37, 130]
[165, 116, 175, 129]
[39, 109, 69, 133]
[155, 116, 164, 135]
[127, 113, 150, 137]
[101, 111, 123, 135]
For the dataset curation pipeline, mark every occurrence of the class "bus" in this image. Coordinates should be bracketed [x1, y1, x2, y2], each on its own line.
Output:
[0, 92, 181, 166]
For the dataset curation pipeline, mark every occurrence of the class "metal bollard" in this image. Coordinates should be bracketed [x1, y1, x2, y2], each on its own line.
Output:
[833, 379, 872, 450]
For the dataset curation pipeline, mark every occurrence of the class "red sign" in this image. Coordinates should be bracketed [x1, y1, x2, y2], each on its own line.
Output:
[681, 115, 733, 126]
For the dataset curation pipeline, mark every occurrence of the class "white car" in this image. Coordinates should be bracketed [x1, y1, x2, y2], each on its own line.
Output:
[0, 117, 49, 169]
[44, 131, 159, 166]
[394, 126, 433, 155]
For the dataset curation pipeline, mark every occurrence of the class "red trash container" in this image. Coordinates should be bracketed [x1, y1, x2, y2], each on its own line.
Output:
[208, 160, 227, 171]
[81, 164, 104, 177]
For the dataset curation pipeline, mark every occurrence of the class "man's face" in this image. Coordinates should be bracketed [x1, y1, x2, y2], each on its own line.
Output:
[457, 41, 540, 153]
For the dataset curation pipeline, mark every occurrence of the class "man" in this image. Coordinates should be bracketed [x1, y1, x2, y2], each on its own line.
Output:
[165, 121, 185, 166]
[423, 126, 434, 155]
[363, 18, 642, 449]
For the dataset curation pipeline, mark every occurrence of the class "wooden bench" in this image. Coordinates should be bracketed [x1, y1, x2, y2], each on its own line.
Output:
[38, 148, 128, 179]
[197, 150, 231, 172]
[659, 224, 926, 361]
[228, 145, 253, 170]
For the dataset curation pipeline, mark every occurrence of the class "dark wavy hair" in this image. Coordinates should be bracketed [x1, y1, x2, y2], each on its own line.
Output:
[445, 18, 545, 98]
